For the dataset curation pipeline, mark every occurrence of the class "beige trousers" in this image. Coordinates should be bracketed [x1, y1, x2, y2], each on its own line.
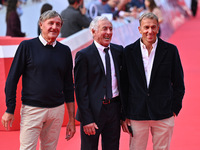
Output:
[20, 104, 65, 150]
[129, 116, 174, 150]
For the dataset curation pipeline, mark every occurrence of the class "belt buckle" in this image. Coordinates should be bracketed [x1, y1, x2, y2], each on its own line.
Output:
[103, 99, 110, 104]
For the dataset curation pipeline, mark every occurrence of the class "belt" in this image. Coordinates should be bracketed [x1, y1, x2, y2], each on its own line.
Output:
[102, 96, 119, 104]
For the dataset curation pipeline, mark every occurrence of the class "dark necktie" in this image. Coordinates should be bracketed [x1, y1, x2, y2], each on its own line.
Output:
[104, 47, 112, 99]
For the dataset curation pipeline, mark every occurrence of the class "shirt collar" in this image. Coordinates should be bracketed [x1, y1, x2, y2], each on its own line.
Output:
[94, 40, 110, 52]
[140, 38, 158, 51]
[39, 34, 57, 47]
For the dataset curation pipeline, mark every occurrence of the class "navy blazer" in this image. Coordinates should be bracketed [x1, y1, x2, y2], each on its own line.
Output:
[74, 42, 123, 126]
[121, 38, 185, 120]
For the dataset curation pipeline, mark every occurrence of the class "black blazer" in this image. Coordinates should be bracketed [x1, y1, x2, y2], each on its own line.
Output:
[74, 42, 123, 126]
[121, 38, 185, 120]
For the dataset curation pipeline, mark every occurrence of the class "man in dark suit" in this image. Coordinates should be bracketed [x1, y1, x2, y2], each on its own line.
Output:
[121, 12, 185, 150]
[74, 16, 123, 150]
[60, 0, 91, 37]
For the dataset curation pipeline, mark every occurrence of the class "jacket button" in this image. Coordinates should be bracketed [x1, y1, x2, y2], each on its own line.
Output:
[147, 93, 150, 96]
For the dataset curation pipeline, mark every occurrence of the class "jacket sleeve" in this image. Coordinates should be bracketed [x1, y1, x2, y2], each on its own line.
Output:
[120, 47, 129, 118]
[171, 46, 185, 116]
[74, 51, 94, 125]
[77, 11, 91, 28]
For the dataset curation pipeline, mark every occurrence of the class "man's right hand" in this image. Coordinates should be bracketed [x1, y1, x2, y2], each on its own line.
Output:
[83, 123, 98, 136]
[121, 119, 132, 135]
[1, 112, 14, 130]
[79, 6, 87, 15]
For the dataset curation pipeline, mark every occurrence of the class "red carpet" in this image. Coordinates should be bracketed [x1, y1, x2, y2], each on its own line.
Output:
[1, 7, 200, 150]
[166, 7, 200, 150]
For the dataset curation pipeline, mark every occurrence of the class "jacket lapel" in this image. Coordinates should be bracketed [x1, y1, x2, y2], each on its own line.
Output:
[110, 44, 120, 81]
[132, 40, 147, 86]
[91, 42, 105, 74]
[149, 38, 167, 88]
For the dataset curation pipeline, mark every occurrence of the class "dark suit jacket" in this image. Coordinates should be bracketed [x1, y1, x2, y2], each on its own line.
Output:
[74, 42, 123, 126]
[60, 6, 91, 37]
[121, 38, 185, 120]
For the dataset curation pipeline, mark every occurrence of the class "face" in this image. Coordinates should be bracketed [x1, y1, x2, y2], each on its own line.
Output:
[17, 1, 22, 7]
[92, 20, 113, 47]
[109, 0, 119, 8]
[40, 16, 62, 42]
[138, 18, 159, 45]
[123, 0, 131, 4]
[101, 0, 109, 5]
[144, 0, 150, 8]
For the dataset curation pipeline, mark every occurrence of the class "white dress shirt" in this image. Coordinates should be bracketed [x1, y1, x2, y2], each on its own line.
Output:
[94, 41, 119, 98]
[140, 38, 158, 88]
[39, 34, 56, 47]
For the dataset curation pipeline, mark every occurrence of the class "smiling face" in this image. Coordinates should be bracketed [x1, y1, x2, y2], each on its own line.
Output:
[40, 16, 62, 43]
[92, 19, 113, 47]
[138, 17, 159, 46]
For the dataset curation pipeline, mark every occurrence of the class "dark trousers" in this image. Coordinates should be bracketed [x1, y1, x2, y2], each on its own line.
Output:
[80, 100, 121, 150]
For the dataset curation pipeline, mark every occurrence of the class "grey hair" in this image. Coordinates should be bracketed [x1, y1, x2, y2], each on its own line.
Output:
[89, 16, 112, 32]
[39, 10, 63, 25]
[139, 12, 159, 26]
